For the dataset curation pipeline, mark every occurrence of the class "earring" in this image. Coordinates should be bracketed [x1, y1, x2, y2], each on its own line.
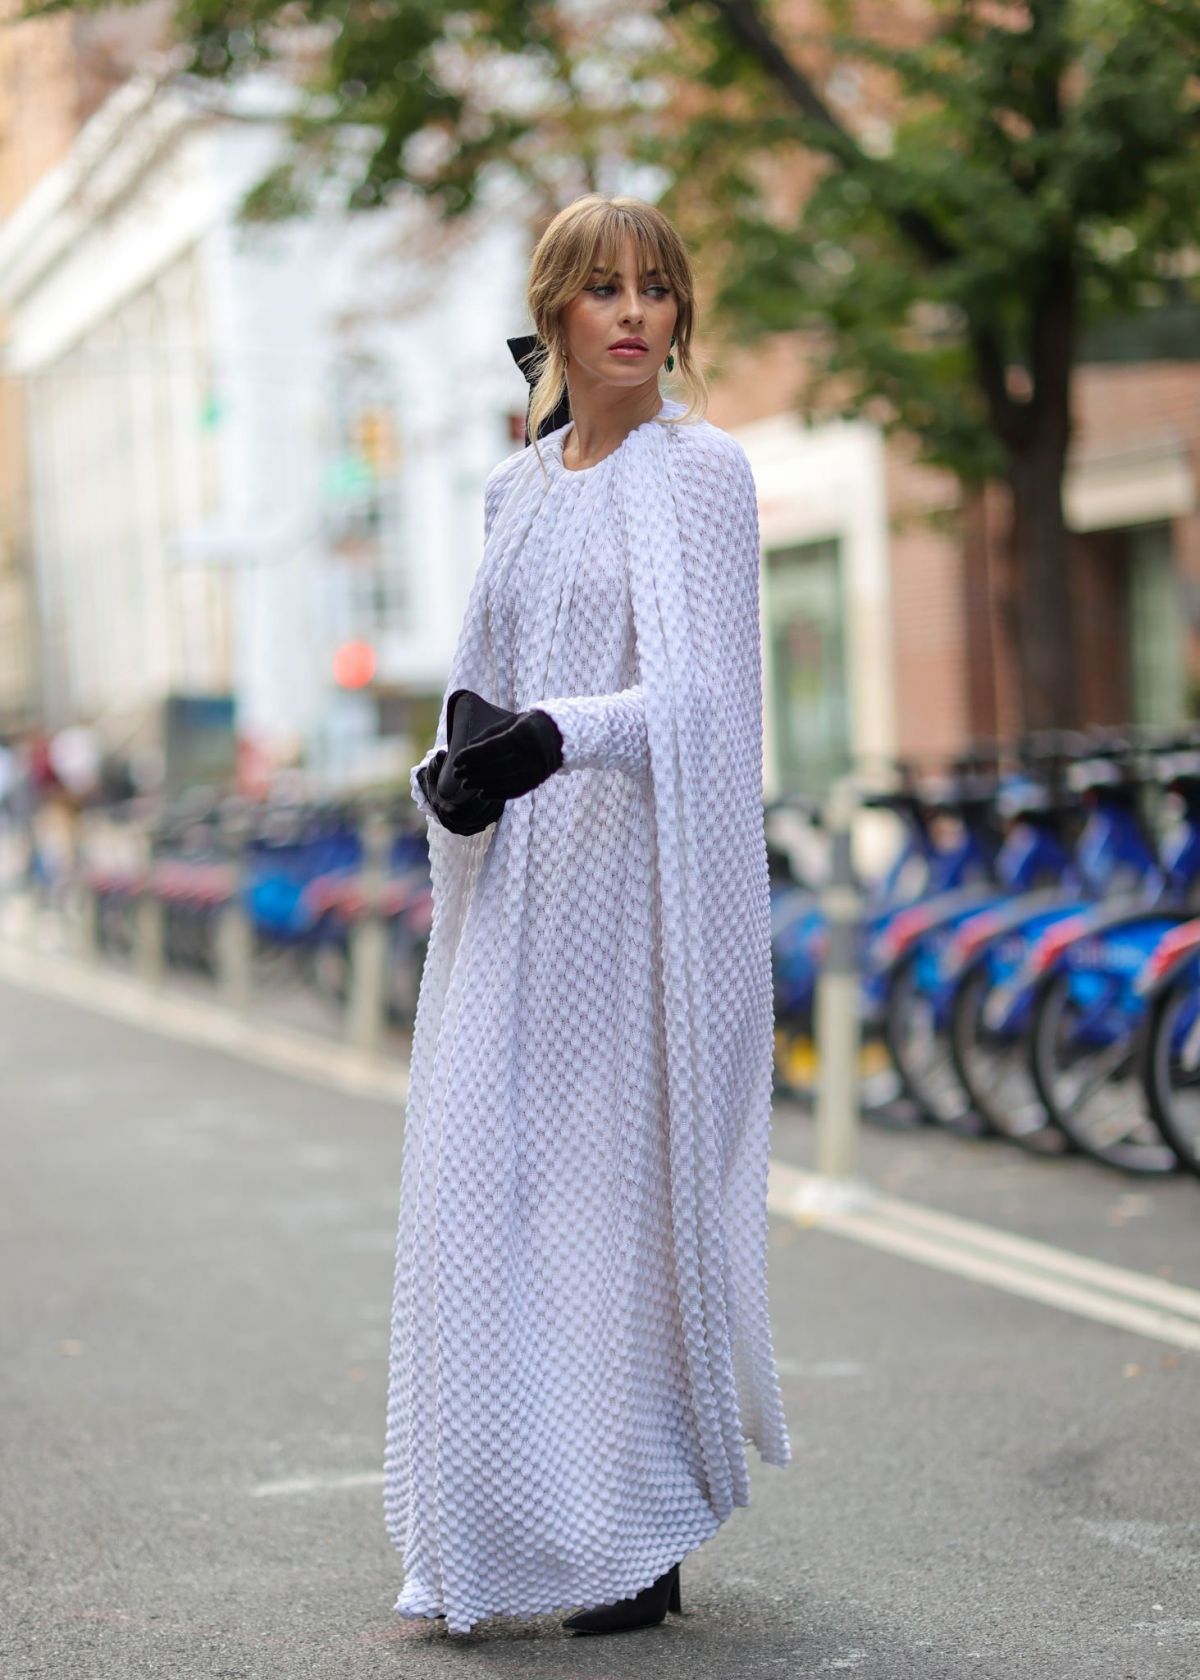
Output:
[666, 335, 676, 372]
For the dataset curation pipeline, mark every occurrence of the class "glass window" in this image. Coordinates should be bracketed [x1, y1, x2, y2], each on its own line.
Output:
[1127, 521, 1186, 727]
[765, 537, 852, 799]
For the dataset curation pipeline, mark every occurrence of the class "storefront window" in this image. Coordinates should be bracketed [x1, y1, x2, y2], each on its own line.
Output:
[1127, 521, 1186, 726]
[765, 537, 852, 799]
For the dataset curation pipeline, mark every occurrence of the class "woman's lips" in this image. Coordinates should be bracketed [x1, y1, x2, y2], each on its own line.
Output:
[609, 345, 648, 357]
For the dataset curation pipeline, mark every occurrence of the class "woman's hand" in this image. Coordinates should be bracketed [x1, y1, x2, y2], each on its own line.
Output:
[415, 748, 506, 836]
[453, 707, 564, 800]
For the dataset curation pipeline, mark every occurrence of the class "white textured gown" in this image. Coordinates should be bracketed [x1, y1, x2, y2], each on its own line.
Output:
[383, 396, 791, 1634]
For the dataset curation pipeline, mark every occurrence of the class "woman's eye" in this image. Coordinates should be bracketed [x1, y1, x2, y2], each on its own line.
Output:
[588, 284, 671, 297]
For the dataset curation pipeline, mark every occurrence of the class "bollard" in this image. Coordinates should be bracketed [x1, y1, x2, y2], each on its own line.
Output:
[346, 804, 392, 1057]
[133, 818, 165, 987]
[216, 801, 254, 1014]
[77, 874, 103, 964]
[814, 773, 863, 1181]
[74, 810, 102, 964]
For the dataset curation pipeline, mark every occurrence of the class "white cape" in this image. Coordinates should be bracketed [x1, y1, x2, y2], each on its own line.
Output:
[384, 397, 791, 1632]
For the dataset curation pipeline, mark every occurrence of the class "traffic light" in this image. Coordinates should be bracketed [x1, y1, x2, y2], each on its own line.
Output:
[352, 407, 396, 476]
[333, 640, 376, 689]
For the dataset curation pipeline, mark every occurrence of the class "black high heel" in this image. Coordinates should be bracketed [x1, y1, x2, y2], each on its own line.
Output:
[561, 1560, 682, 1634]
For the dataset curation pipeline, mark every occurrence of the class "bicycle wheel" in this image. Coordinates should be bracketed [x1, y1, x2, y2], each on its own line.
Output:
[859, 1033, 906, 1118]
[882, 947, 976, 1130]
[949, 959, 1072, 1154]
[1140, 972, 1200, 1178]
[1030, 969, 1179, 1175]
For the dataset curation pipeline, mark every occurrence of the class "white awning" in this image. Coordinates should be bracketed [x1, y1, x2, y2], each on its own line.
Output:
[1064, 432, 1195, 531]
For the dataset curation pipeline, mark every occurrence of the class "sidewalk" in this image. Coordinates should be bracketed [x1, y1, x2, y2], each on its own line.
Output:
[0, 881, 415, 1066]
[3, 963, 1199, 1678]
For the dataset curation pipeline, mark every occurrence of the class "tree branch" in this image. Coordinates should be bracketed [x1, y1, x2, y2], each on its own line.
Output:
[705, 0, 958, 267]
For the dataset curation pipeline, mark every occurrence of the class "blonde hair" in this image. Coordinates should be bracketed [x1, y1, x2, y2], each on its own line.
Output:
[522, 194, 708, 484]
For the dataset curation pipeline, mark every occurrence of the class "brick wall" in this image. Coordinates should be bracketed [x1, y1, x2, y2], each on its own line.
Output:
[690, 1, 1200, 761]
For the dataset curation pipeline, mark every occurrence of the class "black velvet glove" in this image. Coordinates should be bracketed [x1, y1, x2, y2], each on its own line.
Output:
[451, 696, 565, 800]
[414, 747, 506, 836]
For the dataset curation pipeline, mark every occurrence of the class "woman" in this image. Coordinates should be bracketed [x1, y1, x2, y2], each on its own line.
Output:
[383, 193, 791, 1638]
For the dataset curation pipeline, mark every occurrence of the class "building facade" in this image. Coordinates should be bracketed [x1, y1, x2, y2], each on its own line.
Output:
[1, 13, 1196, 806]
[0, 57, 533, 789]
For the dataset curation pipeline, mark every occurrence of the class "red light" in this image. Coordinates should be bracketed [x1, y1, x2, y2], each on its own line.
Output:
[333, 640, 376, 689]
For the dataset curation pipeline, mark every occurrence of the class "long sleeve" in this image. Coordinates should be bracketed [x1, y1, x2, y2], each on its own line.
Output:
[410, 459, 517, 818]
[409, 757, 437, 818]
[534, 685, 649, 780]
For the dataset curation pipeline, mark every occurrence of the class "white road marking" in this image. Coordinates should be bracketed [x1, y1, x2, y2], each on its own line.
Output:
[769, 1162, 1200, 1355]
[7, 939, 1200, 1357]
[776, 1358, 866, 1378]
[866, 1188, 1200, 1322]
[251, 1470, 385, 1497]
[1077, 1519, 1200, 1563]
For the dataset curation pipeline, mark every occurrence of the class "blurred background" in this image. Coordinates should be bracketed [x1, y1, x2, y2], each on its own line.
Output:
[1, 0, 1199, 1145]
[4, 8, 1200, 1668]
[1, 0, 1197, 817]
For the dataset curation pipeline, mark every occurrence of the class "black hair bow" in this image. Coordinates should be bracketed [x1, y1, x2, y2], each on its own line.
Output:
[506, 334, 572, 448]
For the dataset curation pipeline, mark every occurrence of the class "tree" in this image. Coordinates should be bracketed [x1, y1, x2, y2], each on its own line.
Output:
[684, 0, 1200, 730]
[27, 0, 1200, 727]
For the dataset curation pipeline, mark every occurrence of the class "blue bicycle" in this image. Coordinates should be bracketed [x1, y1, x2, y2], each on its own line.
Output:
[1022, 745, 1200, 1172]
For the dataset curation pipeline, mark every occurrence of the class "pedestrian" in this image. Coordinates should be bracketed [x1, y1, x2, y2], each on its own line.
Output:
[383, 193, 791, 1638]
[0, 733, 19, 901]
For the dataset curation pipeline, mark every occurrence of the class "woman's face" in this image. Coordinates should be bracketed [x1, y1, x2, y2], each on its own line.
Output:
[560, 233, 679, 388]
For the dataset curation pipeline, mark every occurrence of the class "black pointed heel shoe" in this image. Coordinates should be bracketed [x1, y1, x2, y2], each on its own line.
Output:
[561, 1560, 682, 1634]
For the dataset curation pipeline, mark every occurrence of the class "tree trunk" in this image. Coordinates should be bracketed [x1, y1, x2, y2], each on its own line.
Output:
[1006, 435, 1076, 732]
[1005, 257, 1078, 734]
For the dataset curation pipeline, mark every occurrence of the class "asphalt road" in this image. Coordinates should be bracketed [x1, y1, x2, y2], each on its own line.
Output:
[3, 973, 1199, 1678]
